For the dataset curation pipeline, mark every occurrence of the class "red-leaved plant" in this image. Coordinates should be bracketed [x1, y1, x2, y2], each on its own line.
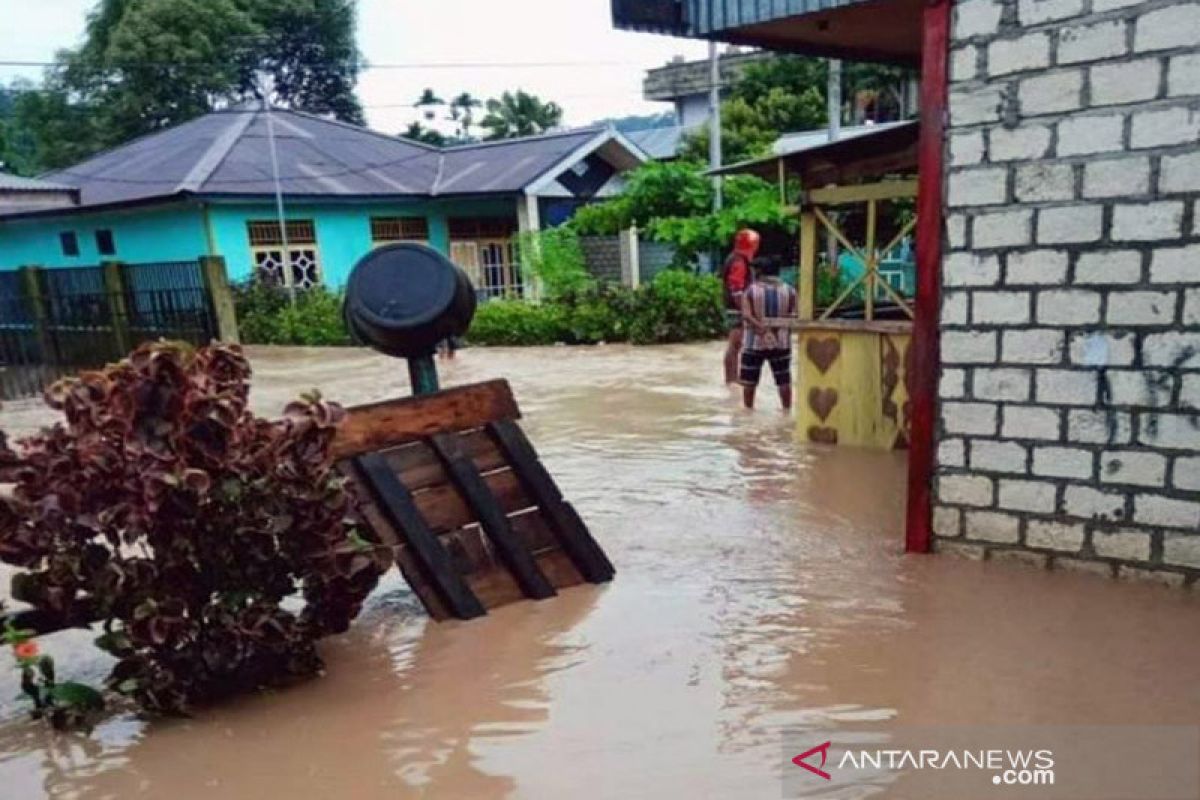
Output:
[0, 342, 387, 714]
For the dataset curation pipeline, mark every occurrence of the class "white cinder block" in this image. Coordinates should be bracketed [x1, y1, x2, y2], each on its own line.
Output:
[1015, 162, 1075, 202]
[956, 0, 1003, 37]
[1002, 329, 1064, 364]
[965, 510, 1022, 543]
[988, 33, 1051, 76]
[949, 167, 1009, 207]
[1149, 244, 1200, 283]
[1131, 106, 1200, 149]
[1006, 250, 1068, 284]
[1105, 291, 1178, 326]
[1026, 520, 1086, 551]
[999, 479, 1057, 512]
[1160, 152, 1200, 193]
[1089, 59, 1162, 106]
[1068, 331, 1136, 366]
[1163, 535, 1200, 570]
[1037, 205, 1102, 244]
[1083, 157, 1150, 199]
[1020, 70, 1084, 116]
[1068, 409, 1132, 444]
[973, 291, 1031, 325]
[1036, 289, 1101, 324]
[1002, 405, 1061, 440]
[1036, 368, 1099, 405]
[1134, 3, 1200, 53]
[1074, 250, 1143, 284]
[1033, 446, 1094, 479]
[943, 401, 1000, 435]
[939, 473, 994, 505]
[1134, 495, 1200, 529]
[1093, 529, 1151, 561]
[1111, 202, 1185, 242]
[952, 46, 978, 83]
[938, 438, 967, 468]
[951, 85, 1005, 126]
[973, 209, 1034, 248]
[1142, 333, 1200, 369]
[1137, 412, 1200, 449]
[940, 368, 967, 399]
[1101, 450, 1167, 487]
[970, 439, 1029, 473]
[950, 131, 986, 166]
[942, 290, 970, 325]
[944, 251, 1002, 286]
[943, 331, 999, 364]
[1058, 113, 1125, 155]
[1167, 54, 1200, 97]
[974, 367, 1032, 401]
[1173, 457, 1200, 491]
[933, 506, 963, 537]
[1057, 19, 1128, 64]
[989, 125, 1052, 161]
[1103, 369, 1174, 408]
[1019, 0, 1084, 25]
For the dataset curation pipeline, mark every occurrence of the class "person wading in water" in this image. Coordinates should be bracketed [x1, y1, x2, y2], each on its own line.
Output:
[720, 228, 761, 384]
[739, 255, 797, 410]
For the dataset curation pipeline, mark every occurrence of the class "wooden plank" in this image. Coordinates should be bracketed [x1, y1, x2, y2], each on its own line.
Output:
[802, 178, 918, 206]
[333, 380, 520, 460]
[429, 432, 556, 601]
[487, 420, 615, 583]
[379, 430, 506, 492]
[765, 318, 914, 335]
[414, 468, 533, 533]
[353, 452, 486, 620]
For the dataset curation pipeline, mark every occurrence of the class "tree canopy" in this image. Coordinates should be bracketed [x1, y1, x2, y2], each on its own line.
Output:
[480, 90, 563, 140]
[2, 0, 364, 173]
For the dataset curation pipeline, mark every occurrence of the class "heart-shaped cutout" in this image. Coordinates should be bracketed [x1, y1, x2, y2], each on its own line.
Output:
[808, 387, 838, 422]
[805, 337, 840, 374]
[807, 426, 838, 444]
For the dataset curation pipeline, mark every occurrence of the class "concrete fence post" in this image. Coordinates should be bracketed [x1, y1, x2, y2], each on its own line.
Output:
[199, 255, 241, 343]
[101, 260, 132, 355]
[18, 265, 52, 362]
[620, 226, 641, 289]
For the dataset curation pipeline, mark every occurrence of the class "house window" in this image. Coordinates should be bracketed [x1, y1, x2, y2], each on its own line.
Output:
[447, 217, 522, 301]
[246, 219, 321, 289]
[95, 229, 116, 256]
[371, 216, 429, 245]
[59, 231, 79, 257]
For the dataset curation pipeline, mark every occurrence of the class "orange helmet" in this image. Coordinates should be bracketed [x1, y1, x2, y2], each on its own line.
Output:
[733, 228, 761, 259]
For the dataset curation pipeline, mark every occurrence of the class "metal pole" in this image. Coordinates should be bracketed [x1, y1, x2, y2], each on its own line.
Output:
[708, 41, 723, 211]
[827, 59, 842, 142]
[261, 82, 296, 305]
[407, 354, 440, 395]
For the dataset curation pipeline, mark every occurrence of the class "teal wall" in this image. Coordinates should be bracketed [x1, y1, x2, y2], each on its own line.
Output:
[0, 203, 208, 270]
[0, 196, 517, 288]
[205, 196, 517, 287]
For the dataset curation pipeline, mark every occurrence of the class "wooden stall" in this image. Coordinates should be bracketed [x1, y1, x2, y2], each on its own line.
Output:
[714, 122, 919, 451]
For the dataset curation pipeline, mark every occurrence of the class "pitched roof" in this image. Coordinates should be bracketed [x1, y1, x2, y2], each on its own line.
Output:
[0, 172, 75, 193]
[29, 106, 639, 213]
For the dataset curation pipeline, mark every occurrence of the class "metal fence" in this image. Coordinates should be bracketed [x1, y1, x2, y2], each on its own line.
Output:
[0, 260, 217, 400]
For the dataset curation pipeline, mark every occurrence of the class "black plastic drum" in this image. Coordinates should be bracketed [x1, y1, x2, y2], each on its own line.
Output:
[343, 243, 476, 358]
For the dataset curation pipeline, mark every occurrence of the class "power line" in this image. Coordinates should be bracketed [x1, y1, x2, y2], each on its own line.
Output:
[0, 58, 630, 71]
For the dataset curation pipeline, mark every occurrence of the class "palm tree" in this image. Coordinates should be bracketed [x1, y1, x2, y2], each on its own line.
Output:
[448, 91, 482, 138]
[480, 90, 563, 140]
[414, 88, 444, 121]
[401, 121, 446, 146]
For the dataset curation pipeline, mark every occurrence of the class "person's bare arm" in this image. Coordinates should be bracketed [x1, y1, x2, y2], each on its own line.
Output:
[741, 291, 765, 333]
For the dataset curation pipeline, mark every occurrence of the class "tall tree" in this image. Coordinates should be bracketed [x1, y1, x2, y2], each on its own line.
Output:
[414, 88, 444, 121]
[9, 0, 365, 172]
[448, 91, 482, 139]
[401, 121, 447, 147]
[480, 90, 562, 140]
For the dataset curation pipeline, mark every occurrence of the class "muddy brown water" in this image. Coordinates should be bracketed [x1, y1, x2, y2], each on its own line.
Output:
[0, 343, 1197, 799]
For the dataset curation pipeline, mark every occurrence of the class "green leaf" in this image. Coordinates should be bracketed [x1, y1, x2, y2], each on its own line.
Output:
[49, 682, 105, 711]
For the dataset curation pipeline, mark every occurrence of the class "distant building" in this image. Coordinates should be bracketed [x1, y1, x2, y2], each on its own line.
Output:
[0, 106, 646, 298]
[0, 173, 77, 213]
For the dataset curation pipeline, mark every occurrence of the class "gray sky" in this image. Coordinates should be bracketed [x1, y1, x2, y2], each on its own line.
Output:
[0, 0, 711, 133]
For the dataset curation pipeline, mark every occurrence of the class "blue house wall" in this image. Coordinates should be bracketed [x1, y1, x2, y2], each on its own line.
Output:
[0, 203, 209, 269]
[0, 196, 517, 288]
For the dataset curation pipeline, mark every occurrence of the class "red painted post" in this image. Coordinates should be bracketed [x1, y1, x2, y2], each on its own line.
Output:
[905, 0, 951, 554]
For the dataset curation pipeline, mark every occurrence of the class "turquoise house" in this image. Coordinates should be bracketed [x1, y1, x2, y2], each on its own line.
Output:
[0, 105, 647, 297]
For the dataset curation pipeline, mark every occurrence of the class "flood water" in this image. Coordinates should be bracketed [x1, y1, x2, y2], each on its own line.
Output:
[0, 342, 1197, 799]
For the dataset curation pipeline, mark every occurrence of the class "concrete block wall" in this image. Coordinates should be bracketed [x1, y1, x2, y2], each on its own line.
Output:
[936, 0, 1200, 584]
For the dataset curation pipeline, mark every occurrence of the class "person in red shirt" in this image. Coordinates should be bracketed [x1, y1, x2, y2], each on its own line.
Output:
[720, 228, 760, 384]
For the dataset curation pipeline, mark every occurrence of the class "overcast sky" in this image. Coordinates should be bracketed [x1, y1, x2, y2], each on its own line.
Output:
[0, 0, 712, 133]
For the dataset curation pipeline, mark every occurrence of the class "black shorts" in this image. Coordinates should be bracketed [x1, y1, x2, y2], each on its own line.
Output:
[739, 349, 791, 387]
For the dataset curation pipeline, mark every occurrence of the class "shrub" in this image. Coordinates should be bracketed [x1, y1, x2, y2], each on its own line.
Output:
[467, 271, 724, 347]
[628, 270, 725, 344]
[235, 283, 350, 346]
[0, 342, 387, 714]
[517, 227, 593, 300]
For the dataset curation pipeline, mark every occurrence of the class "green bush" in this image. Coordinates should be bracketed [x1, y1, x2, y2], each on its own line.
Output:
[517, 227, 593, 300]
[234, 283, 350, 346]
[467, 271, 724, 347]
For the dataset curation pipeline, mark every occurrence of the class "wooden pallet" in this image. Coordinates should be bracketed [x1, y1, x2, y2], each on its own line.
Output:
[333, 379, 614, 620]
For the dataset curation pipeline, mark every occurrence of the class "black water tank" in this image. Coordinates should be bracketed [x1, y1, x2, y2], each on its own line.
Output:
[343, 243, 476, 358]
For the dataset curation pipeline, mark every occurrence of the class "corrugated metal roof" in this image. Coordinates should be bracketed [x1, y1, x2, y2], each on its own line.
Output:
[626, 125, 700, 159]
[31, 106, 627, 211]
[0, 172, 75, 193]
[772, 121, 910, 155]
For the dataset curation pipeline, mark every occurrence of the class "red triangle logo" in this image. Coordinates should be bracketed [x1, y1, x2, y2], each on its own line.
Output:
[792, 741, 832, 780]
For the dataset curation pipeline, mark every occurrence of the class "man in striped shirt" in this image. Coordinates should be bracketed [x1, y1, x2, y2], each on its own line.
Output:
[738, 257, 797, 410]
